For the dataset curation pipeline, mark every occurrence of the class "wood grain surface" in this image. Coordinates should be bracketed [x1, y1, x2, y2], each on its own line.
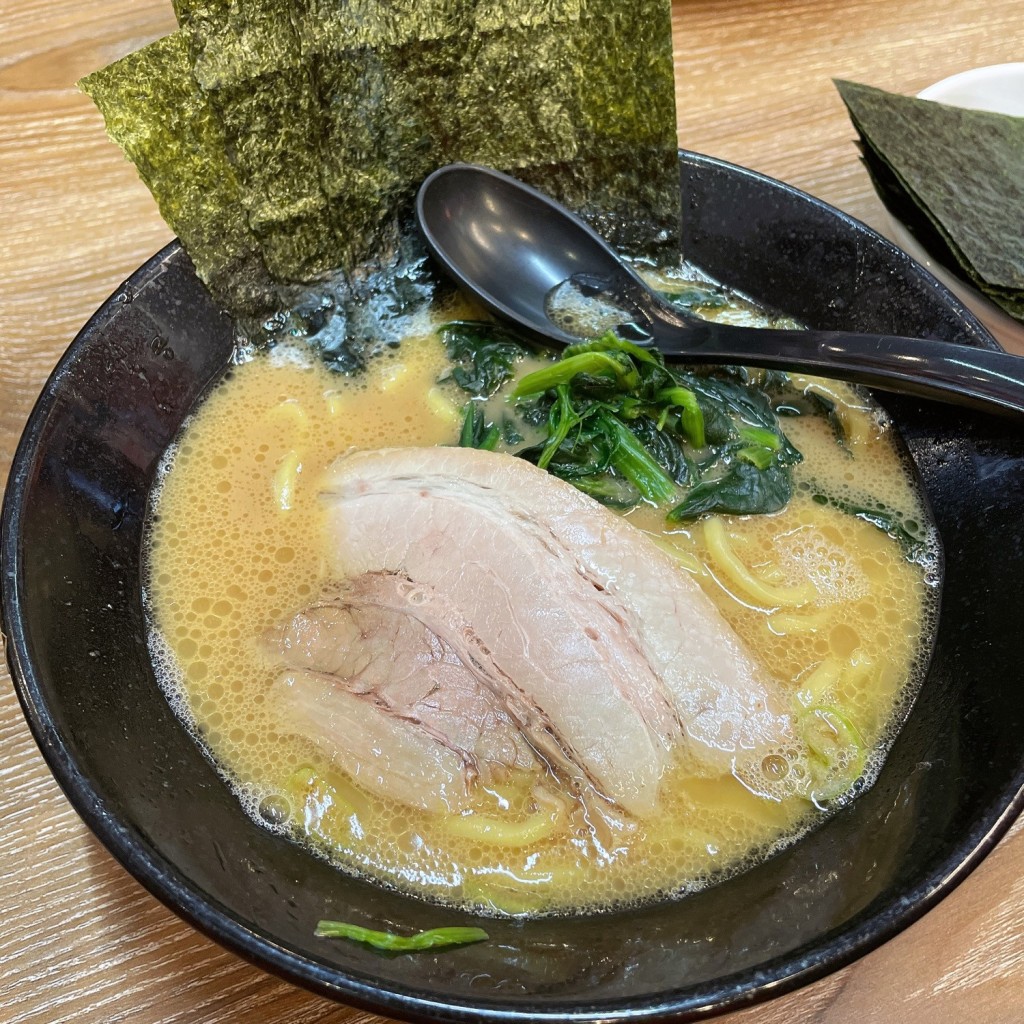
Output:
[1, 2, 1022, 1021]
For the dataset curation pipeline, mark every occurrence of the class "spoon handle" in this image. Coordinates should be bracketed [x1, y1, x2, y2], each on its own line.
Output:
[650, 319, 1024, 416]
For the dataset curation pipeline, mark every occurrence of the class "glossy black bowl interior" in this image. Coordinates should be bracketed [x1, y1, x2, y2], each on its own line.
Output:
[5, 152, 1024, 1023]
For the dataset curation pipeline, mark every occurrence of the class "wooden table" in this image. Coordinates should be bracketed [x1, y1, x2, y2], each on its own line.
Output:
[2, 2, 1022, 1020]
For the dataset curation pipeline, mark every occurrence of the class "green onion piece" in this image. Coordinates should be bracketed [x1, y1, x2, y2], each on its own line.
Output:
[800, 706, 866, 803]
[512, 351, 638, 397]
[315, 921, 489, 952]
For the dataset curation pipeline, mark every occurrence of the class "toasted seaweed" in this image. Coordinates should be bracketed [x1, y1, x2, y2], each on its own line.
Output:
[173, 0, 345, 279]
[297, 0, 581, 52]
[854, 135, 1024, 321]
[835, 79, 1024, 322]
[82, 0, 680, 321]
[303, 0, 679, 260]
[79, 33, 275, 312]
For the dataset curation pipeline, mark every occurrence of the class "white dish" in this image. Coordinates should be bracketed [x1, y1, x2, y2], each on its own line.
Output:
[918, 62, 1024, 115]
[881, 63, 1024, 350]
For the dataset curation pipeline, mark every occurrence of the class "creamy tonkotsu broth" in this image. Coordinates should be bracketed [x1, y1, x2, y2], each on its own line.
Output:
[145, 279, 939, 917]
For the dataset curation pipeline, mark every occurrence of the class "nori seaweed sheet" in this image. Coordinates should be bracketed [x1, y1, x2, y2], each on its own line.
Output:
[81, 1, 680, 319]
[79, 33, 276, 311]
[297, 0, 582, 51]
[307, 0, 678, 259]
[836, 79, 1024, 322]
[172, 0, 345, 279]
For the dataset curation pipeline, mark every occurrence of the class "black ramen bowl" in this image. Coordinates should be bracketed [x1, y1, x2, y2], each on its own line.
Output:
[4, 152, 1024, 1022]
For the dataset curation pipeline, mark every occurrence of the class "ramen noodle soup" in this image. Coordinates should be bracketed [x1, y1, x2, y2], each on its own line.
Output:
[145, 275, 939, 917]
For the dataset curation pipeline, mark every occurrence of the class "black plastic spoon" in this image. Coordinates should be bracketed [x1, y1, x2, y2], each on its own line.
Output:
[416, 162, 1024, 416]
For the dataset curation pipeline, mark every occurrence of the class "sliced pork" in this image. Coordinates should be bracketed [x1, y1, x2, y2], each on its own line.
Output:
[268, 571, 544, 814]
[266, 447, 796, 818]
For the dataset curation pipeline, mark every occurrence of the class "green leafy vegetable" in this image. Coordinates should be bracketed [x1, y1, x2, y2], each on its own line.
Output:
[799, 705, 866, 804]
[569, 473, 644, 508]
[315, 920, 488, 952]
[656, 386, 705, 447]
[508, 333, 801, 518]
[592, 410, 678, 504]
[440, 321, 531, 398]
[628, 415, 693, 485]
[656, 283, 729, 312]
[533, 385, 585, 471]
[737, 425, 783, 451]
[810, 490, 930, 561]
[667, 461, 792, 519]
[513, 349, 640, 397]
[801, 389, 850, 450]
[459, 404, 501, 451]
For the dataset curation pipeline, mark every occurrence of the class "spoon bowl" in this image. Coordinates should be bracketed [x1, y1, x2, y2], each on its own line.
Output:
[417, 163, 1024, 416]
[416, 162, 635, 347]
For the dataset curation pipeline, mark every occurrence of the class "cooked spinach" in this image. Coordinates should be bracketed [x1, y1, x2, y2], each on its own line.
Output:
[315, 920, 488, 952]
[668, 461, 793, 519]
[439, 320, 531, 397]
[513, 390, 675, 504]
[628, 415, 693, 485]
[459, 403, 500, 451]
[809, 489, 930, 561]
[507, 333, 801, 518]
[789, 388, 852, 450]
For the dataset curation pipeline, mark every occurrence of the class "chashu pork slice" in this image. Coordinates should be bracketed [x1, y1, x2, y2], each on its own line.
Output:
[267, 571, 547, 815]
[269, 446, 793, 817]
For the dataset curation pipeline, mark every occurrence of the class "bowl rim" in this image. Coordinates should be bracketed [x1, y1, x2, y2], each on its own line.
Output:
[3, 150, 1022, 1023]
